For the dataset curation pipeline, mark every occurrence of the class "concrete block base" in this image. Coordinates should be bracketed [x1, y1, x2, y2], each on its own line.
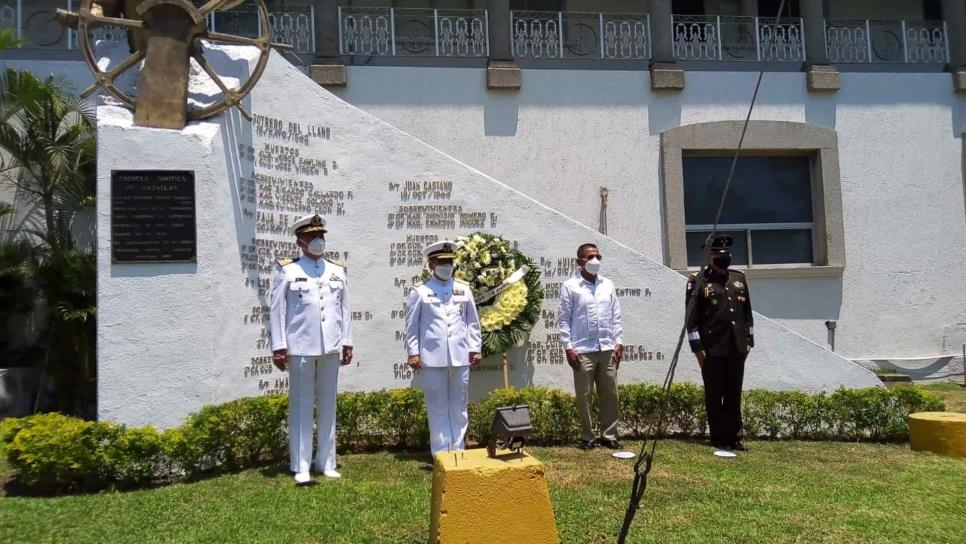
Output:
[309, 63, 347, 87]
[487, 60, 521, 90]
[953, 68, 966, 92]
[650, 62, 685, 90]
[909, 412, 966, 458]
[806, 65, 841, 92]
[429, 448, 559, 543]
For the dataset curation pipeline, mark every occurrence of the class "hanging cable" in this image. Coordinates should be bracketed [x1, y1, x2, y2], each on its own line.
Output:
[616, 2, 789, 542]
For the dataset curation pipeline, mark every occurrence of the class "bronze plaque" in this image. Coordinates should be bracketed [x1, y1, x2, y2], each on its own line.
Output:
[111, 170, 196, 263]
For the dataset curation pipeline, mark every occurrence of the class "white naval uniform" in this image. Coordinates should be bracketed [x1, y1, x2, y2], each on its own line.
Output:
[405, 276, 482, 455]
[269, 255, 352, 473]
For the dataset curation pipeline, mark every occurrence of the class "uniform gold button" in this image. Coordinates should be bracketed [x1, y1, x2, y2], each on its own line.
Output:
[731, 320, 736, 325]
[730, 308, 735, 312]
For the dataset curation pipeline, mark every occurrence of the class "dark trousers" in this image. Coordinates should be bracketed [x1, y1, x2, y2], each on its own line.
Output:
[701, 352, 747, 447]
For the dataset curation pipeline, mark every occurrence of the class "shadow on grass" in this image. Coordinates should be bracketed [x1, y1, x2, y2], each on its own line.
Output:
[1, 460, 300, 499]
[389, 450, 434, 471]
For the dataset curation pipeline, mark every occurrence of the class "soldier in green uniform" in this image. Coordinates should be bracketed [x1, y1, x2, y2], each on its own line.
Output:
[685, 235, 754, 452]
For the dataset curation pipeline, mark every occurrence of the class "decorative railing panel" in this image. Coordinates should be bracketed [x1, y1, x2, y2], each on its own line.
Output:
[510, 11, 650, 59]
[759, 19, 804, 62]
[0, 2, 316, 54]
[672, 15, 803, 62]
[0, 0, 72, 49]
[826, 19, 947, 64]
[211, 4, 316, 55]
[340, 7, 487, 57]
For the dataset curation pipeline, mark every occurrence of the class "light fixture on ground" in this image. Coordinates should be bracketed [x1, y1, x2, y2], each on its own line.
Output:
[486, 404, 533, 457]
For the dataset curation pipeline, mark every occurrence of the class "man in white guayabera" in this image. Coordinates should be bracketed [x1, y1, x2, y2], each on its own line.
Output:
[269, 214, 354, 485]
[405, 240, 483, 456]
[559, 243, 625, 451]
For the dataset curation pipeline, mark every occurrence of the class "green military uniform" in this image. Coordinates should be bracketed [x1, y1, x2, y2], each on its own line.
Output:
[685, 236, 754, 450]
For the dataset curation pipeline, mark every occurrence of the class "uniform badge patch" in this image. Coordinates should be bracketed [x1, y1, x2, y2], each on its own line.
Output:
[454, 288, 465, 296]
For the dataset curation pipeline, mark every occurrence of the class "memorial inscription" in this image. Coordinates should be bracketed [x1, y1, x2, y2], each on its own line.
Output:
[111, 170, 196, 263]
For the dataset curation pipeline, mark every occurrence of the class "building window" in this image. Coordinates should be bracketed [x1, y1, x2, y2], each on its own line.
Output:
[683, 155, 814, 266]
[661, 121, 846, 277]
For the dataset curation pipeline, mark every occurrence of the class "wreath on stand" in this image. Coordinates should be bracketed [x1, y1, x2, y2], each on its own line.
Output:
[423, 233, 544, 358]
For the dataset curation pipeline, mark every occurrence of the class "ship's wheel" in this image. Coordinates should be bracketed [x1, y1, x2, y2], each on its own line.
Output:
[68, 0, 289, 128]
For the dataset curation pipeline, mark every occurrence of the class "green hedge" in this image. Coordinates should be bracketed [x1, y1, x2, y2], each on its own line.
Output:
[0, 385, 944, 492]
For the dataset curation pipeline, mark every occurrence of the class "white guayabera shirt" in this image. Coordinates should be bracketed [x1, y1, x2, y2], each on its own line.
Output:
[558, 274, 624, 354]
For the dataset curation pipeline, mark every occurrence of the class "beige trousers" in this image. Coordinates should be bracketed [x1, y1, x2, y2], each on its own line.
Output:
[573, 350, 619, 441]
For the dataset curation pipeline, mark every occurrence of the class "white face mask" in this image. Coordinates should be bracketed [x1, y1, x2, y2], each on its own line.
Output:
[434, 264, 454, 280]
[305, 237, 326, 257]
[583, 257, 601, 275]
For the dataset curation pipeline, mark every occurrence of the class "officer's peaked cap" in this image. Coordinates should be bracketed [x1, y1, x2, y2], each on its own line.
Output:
[424, 240, 457, 260]
[292, 214, 327, 235]
[704, 235, 734, 255]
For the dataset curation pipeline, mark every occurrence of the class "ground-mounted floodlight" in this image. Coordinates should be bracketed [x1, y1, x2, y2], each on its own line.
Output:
[486, 404, 533, 457]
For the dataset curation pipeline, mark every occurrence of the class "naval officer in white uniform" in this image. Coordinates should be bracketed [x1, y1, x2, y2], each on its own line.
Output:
[269, 214, 353, 484]
[405, 241, 482, 456]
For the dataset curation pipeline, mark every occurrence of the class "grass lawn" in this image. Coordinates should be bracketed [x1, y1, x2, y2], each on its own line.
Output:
[1, 439, 964, 544]
[921, 383, 966, 413]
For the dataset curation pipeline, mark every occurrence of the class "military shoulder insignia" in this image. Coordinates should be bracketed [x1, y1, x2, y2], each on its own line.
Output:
[277, 258, 294, 267]
[733, 280, 745, 289]
[454, 288, 465, 296]
[324, 258, 344, 267]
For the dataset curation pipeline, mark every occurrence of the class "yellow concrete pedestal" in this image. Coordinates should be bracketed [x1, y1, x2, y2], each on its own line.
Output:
[428, 448, 560, 544]
[909, 412, 966, 458]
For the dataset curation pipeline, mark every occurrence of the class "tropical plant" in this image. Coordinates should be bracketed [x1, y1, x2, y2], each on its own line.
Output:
[0, 68, 97, 416]
[0, 27, 25, 51]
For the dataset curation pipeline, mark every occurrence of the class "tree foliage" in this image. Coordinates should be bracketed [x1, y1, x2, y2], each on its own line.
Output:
[0, 68, 96, 417]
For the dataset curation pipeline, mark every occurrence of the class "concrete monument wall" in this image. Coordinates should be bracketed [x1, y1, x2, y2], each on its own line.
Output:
[96, 49, 879, 428]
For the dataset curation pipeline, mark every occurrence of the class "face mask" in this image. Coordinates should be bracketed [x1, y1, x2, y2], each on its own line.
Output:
[306, 237, 326, 256]
[434, 264, 454, 280]
[583, 257, 601, 275]
[713, 256, 732, 269]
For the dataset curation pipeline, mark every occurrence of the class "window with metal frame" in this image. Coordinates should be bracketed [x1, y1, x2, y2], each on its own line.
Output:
[682, 155, 815, 267]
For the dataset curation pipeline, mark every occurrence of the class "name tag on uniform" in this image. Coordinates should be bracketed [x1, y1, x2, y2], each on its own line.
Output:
[290, 283, 310, 292]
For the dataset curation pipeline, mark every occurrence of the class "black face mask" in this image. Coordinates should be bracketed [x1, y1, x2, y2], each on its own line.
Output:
[712, 256, 732, 269]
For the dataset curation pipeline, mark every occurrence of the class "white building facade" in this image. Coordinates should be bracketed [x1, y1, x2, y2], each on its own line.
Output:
[2, 0, 965, 384]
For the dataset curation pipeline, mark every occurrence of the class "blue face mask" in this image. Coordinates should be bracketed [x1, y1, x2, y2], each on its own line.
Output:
[306, 237, 326, 256]
[435, 264, 454, 280]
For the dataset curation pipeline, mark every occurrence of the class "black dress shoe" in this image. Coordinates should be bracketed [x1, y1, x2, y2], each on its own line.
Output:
[577, 439, 596, 450]
[599, 439, 622, 450]
[731, 441, 748, 452]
